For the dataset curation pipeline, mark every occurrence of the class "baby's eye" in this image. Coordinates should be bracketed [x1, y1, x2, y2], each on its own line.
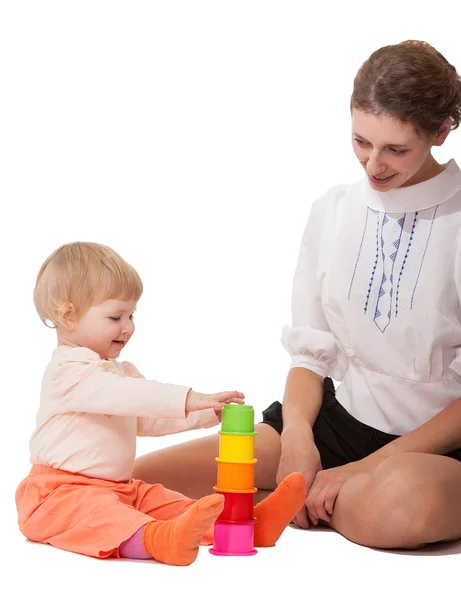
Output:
[109, 317, 121, 321]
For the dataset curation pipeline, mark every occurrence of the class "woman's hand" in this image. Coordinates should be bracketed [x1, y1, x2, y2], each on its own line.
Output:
[305, 459, 373, 525]
[276, 426, 322, 529]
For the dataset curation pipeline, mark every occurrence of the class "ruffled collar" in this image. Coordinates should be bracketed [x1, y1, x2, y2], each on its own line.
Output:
[361, 159, 461, 213]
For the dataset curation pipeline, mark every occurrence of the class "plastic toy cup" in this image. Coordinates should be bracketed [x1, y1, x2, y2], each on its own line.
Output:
[218, 432, 255, 461]
[216, 458, 256, 490]
[216, 491, 254, 521]
[221, 405, 255, 434]
[214, 485, 257, 494]
[209, 521, 257, 556]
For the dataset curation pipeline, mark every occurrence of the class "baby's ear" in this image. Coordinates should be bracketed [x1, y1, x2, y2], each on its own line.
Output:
[56, 302, 77, 330]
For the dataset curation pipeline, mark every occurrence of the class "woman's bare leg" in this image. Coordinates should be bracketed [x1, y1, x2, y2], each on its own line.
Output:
[330, 452, 461, 549]
[133, 423, 281, 500]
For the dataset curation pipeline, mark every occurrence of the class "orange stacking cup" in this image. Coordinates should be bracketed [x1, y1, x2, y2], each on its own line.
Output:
[215, 458, 256, 491]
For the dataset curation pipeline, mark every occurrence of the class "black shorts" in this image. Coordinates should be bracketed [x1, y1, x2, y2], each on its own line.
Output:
[261, 377, 461, 469]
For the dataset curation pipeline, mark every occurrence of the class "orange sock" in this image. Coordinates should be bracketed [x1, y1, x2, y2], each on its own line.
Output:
[200, 473, 306, 548]
[142, 494, 224, 566]
[200, 525, 215, 546]
[253, 472, 306, 547]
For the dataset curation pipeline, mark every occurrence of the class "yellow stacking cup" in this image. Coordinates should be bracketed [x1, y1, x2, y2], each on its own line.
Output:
[218, 432, 256, 461]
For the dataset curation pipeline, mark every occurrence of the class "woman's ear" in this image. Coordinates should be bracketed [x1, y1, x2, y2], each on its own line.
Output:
[432, 119, 452, 147]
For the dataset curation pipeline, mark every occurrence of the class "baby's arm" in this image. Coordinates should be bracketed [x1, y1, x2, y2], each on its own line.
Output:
[121, 361, 220, 434]
[55, 358, 190, 419]
[137, 410, 219, 437]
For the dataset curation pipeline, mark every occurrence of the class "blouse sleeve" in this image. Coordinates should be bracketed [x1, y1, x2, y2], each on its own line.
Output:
[281, 188, 342, 379]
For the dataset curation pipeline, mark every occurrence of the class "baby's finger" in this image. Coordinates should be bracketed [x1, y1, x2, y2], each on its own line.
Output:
[224, 397, 245, 405]
[214, 391, 245, 403]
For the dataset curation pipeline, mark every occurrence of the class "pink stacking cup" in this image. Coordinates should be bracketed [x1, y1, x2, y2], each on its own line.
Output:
[209, 520, 257, 556]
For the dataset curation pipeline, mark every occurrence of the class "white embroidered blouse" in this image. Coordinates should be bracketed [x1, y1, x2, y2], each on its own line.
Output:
[282, 159, 461, 435]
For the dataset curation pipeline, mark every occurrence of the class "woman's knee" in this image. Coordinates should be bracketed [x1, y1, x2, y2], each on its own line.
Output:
[373, 453, 445, 505]
[333, 455, 443, 547]
[369, 454, 445, 535]
[373, 453, 461, 542]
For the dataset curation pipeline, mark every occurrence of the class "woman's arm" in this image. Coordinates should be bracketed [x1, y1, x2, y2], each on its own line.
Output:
[281, 367, 324, 434]
[363, 396, 461, 468]
[276, 367, 325, 528]
[277, 188, 342, 526]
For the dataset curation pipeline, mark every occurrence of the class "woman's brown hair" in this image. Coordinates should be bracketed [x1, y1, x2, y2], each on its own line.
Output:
[351, 40, 461, 136]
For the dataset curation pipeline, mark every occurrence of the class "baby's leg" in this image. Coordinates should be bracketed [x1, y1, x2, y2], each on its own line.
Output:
[17, 468, 224, 565]
[140, 496, 224, 565]
[16, 471, 152, 559]
[253, 472, 306, 546]
[133, 479, 224, 565]
[199, 472, 306, 547]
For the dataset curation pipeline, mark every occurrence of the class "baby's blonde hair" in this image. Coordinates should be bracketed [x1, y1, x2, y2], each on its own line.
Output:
[34, 242, 143, 328]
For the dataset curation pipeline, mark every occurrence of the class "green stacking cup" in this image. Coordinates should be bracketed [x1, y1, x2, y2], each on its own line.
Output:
[221, 405, 254, 434]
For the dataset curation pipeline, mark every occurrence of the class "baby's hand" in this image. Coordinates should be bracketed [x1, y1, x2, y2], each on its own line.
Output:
[185, 390, 245, 413]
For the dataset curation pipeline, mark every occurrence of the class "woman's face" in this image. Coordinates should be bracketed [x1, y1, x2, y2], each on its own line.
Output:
[351, 109, 445, 191]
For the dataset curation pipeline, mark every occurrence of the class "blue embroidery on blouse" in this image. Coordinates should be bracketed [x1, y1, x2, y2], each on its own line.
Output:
[395, 212, 418, 316]
[348, 206, 369, 300]
[364, 211, 380, 314]
[410, 205, 439, 310]
[373, 213, 405, 333]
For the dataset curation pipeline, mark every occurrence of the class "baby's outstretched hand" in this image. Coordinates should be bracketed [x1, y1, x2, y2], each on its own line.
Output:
[186, 390, 245, 414]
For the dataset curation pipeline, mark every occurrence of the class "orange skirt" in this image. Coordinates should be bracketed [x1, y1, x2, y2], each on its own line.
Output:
[15, 465, 196, 559]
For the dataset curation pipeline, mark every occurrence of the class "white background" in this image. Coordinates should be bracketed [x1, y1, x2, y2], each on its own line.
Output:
[1, 1, 460, 599]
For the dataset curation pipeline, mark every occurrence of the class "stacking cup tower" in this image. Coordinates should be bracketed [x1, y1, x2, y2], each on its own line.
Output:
[209, 405, 258, 556]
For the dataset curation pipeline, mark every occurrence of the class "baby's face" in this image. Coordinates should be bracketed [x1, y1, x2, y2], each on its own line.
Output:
[71, 298, 137, 359]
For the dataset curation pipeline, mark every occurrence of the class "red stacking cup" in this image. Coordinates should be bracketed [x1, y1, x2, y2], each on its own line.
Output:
[217, 491, 254, 521]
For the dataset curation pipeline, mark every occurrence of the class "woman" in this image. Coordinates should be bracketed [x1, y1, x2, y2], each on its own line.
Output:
[133, 40, 461, 550]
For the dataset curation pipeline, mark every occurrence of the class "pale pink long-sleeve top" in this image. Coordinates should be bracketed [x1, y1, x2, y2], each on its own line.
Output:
[29, 345, 219, 481]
